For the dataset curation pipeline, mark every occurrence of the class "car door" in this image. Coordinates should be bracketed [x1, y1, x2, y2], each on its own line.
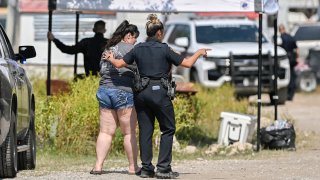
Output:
[166, 24, 191, 54]
[165, 24, 193, 80]
[0, 30, 13, 145]
[0, 26, 29, 134]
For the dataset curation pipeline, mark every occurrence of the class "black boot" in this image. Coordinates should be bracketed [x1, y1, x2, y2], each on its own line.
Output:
[140, 170, 155, 178]
[155, 171, 179, 179]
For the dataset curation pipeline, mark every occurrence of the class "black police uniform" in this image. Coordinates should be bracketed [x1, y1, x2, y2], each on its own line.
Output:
[280, 33, 298, 100]
[53, 33, 108, 76]
[123, 37, 184, 174]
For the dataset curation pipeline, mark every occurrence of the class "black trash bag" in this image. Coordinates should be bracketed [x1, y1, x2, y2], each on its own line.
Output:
[260, 125, 296, 150]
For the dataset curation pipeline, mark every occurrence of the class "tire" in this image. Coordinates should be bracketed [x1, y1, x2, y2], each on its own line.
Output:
[18, 106, 36, 170]
[296, 71, 317, 92]
[269, 87, 287, 105]
[0, 111, 18, 178]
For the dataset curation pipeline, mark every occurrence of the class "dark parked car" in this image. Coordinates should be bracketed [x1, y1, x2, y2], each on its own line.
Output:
[291, 23, 319, 91]
[292, 23, 320, 60]
[307, 47, 320, 82]
[0, 25, 36, 178]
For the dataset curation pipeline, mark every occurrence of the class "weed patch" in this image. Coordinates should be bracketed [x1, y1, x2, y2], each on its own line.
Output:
[33, 78, 250, 155]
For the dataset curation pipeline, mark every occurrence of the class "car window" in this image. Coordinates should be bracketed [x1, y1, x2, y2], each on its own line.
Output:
[196, 24, 267, 44]
[164, 24, 171, 36]
[0, 26, 14, 59]
[0, 40, 3, 58]
[0, 19, 5, 29]
[0, 30, 6, 58]
[294, 25, 320, 41]
[168, 24, 190, 44]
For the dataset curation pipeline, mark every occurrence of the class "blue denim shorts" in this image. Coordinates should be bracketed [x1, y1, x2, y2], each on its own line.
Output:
[96, 86, 134, 110]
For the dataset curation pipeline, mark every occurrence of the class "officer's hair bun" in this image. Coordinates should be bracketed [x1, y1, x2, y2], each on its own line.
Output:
[146, 14, 163, 37]
[147, 14, 160, 25]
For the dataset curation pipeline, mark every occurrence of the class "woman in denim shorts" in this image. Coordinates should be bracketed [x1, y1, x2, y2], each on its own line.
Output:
[91, 20, 140, 175]
[104, 14, 209, 179]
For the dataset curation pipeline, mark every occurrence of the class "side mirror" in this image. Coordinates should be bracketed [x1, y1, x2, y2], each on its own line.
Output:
[19, 46, 36, 59]
[15, 46, 36, 64]
[174, 37, 189, 48]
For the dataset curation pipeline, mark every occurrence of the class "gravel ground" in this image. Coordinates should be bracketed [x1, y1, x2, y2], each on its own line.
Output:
[15, 91, 320, 180]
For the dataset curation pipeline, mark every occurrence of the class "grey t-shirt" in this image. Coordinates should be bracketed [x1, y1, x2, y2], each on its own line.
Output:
[99, 42, 136, 93]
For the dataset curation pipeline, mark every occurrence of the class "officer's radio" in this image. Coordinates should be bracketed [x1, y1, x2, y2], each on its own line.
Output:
[168, 78, 176, 100]
[133, 68, 149, 93]
[161, 77, 176, 100]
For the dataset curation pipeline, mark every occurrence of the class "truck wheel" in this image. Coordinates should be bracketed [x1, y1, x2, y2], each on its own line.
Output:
[18, 106, 36, 170]
[0, 111, 18, 178]
[296, 71, 317, 92]
[269, 87, 287, 105]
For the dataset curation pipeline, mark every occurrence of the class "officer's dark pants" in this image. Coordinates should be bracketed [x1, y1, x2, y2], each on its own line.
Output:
[134, 80, 175, 173]
[287, 52, 297, 100]
[288, 66, 296, 100]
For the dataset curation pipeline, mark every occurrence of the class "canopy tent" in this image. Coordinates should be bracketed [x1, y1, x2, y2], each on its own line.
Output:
[53, 0, 262, 13]
[48, 0, 280, 151]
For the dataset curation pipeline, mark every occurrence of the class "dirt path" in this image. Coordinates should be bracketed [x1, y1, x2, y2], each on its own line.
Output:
[16, 91, 320, 180]
[264, 92, 320, 134]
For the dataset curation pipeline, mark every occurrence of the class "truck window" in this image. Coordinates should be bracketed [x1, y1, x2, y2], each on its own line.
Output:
[294, 25, 320, 41]
[164, 24, 172, 35]
[168, 24, 190, 44]
[196, 25, 267, 44]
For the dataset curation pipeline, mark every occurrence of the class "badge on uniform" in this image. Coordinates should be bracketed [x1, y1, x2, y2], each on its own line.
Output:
[152, 85, 160, 90]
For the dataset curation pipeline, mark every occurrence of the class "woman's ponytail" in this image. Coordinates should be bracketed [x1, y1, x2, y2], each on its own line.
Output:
[106, 20, 130, 49]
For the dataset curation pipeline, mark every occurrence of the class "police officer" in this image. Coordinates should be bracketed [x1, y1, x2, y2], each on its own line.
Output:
[48, 20, 108, 77]
[105, 14, 209, 179]
[279, 24, 299, 101]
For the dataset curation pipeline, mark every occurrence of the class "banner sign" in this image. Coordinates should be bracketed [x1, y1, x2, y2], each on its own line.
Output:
[55, 0, 264, 13]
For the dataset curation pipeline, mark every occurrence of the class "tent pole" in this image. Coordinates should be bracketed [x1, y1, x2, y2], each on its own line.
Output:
[47, 10, 53, 96]
[257, 13, 263, 151]
[273, 15, 278, 121]
[74, 12, 80, 76]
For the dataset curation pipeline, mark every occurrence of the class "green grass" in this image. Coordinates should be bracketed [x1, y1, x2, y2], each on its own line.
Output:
[185, 84, 249, 141]
[32, 76, 252, 156]
[25, 67, 320, 175]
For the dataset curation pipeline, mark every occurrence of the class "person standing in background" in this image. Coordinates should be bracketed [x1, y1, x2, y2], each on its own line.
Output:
[279, 24, 299, 101]
[47, 20, 108, 77]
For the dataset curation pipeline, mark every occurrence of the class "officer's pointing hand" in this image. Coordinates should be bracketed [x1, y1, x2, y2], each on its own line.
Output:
[199, 48, 211, 58]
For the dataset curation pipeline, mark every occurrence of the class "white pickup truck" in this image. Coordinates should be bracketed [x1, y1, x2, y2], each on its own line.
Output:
[164, 17, 290, 104]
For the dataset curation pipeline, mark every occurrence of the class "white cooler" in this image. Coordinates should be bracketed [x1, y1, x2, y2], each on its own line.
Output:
[218, 112, 257, 145]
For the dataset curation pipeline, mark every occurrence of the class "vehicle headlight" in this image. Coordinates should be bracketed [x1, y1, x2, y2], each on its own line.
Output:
[204, 57, 232, 77]
[201, 58, 217, 70]
[204, 57, 230, 67]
